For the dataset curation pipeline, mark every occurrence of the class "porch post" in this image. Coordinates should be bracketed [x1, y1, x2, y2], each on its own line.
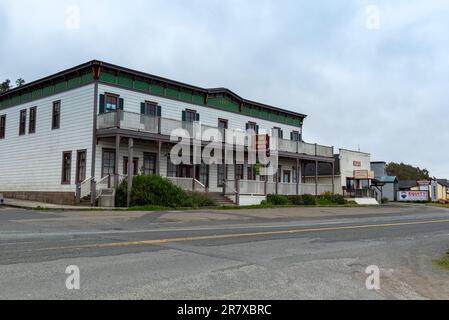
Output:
[315, 160, 318, 196]
[115, 135, 120, 189]
[90, 80, 99, 207]
[127, 138, 134, 207]
[296, 158, 300, 195]
[276, 165, 280, 195]
[157, 141, 162, 176]
[192, 163, 196, 191]
[236, 177, 241, 206]
[332, 161, 335, 194]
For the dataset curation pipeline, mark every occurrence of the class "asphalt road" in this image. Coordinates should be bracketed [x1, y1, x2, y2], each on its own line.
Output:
[0, 204, 449, 300]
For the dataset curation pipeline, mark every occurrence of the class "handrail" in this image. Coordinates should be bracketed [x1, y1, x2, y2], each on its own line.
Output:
[79, 177, 93, 199]
[95, 175, 111, 199]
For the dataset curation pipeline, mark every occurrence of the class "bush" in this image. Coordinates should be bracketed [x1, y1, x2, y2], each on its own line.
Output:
[317, 192, 346, 205]
[287, 195, 305, 206]
[116, 175, 216, 208]
[302, 194, 317, 206]
[266, 194, 291, 206]
[381, 197, 389, 204]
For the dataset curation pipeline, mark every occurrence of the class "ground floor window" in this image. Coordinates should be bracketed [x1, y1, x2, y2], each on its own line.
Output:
[76, 150, 87, 183]
[124, 157, 139, 176]
[197, 164, 209, 186]
[102, 149, 115, 178]
[167, 156, 177, 177]
[292, 167, 298, 184]
[235, 164, 244, 180]
[247, 165, 256, 181]
[217, 164, 225, 187]
[143, 153, 157, 175]
[61, 151, 72, 184]
[283, 170, 291, 183]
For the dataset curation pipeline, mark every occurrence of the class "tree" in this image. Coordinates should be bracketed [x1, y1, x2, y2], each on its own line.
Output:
[386, 162, 430, 180]
[16, 78, 25, 87]
[0, 79, 11, 93]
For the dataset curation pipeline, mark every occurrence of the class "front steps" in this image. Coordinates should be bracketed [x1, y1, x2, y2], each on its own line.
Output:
[208, 193, 236, 206]
[354, 198, 379, 206]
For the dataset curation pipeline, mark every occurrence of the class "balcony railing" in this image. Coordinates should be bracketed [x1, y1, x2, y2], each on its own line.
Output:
[97, 111, 334, 158]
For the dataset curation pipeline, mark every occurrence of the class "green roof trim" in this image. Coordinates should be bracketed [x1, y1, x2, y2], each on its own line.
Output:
[0, 60, 306, 127]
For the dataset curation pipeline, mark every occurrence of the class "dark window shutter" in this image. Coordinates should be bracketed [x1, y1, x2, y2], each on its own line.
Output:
[280, 130, 283, 139]
[157, 105, 162, 117]
[99, 94, 105, 114]
[196, 113, 200, 122]
[256, 125, 260, 134]
[246, 123, 249, 131]
[182, 111, 186, 122]
[290, 132, 293, 141]
[119, 98, 124, 110]
[141, 103, 146, 115]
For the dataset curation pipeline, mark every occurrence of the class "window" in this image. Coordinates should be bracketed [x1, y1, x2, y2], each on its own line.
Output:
[283, 171, 291, 183]
[19, 109, 26, 135]
[247, 166, 256, 181]
[141, 102, 159, 117]
[124, 157, 139, 176]
[29, 107, 37, 134]
[292, 167, 298, 184]
[0, 115, 5, 139]
[217, 164, 225, 187]
[102, 149, 116, 178]
[76, 150, 87, 183]
[197, 164, 209, 187]
[52, 101, 61, 130]
[183, 109, 198, 123]
[105, 94, 119, 113]
[235, 164, 244, 180]
[246, 122, 258, 133]
[143, 153, 157, 175]
[291, 131, 301, 142]
[61, 151, 72, 184]
[273, 127, 283, 139]
[167, 156, 177, 177]
[218, 119, 228, 129]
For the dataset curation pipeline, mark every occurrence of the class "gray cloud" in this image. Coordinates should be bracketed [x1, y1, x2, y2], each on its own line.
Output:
[0, 0, 447, 177]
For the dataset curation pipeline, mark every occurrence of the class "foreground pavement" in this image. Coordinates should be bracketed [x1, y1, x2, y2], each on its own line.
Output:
[0, 204, 448, 299]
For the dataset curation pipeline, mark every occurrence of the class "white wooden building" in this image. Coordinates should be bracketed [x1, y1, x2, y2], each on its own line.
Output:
[0, 61, 336, 206]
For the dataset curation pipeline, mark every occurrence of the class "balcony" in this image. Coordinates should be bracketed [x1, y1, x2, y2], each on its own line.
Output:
[97, 111, 334, 158]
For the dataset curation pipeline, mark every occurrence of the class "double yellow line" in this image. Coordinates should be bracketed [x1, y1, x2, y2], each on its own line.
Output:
[28, 218, 449, 252]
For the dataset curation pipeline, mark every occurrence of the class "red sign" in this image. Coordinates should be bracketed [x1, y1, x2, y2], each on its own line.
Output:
[353, 161, 362, 167]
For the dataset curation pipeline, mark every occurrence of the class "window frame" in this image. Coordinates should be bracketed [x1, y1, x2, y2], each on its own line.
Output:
[143, 153, 157, 175]
[291, 130, 301, 142]
[76, 150, 87, 184]
[123, 157, 139, 176]
[19, 109, 27, 136]
[105, 93, 119, 113]
[0, 115, 6, 139]
[29, 106, 37, 134]
[101, 149, 116, 178]
[61, 151, 72, 185]
[52, 101, 61, 130]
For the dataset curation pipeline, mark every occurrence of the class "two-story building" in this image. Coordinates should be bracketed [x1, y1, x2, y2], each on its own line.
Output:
[0, 60, 336, 206]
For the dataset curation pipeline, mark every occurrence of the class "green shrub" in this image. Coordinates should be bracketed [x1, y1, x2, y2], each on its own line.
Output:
[115, 179, 128, 208]
[381, 197, 389, 204]
[302, 194, 317, 206]
[287, 195, 305, 206]
[130, 175, 190, 208]
[317, 192, 346, 205]
[185, 191, 216, 208]
[266, 194, 291, 206]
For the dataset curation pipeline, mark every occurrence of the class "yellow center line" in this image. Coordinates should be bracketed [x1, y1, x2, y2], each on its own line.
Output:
[12, 218, 449, 253]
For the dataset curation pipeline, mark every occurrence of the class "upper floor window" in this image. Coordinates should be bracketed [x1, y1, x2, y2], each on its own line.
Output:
[272, 127, 283, 139]
[99, 93, 124, 114]
[218, 119, 228, 129]
[182, 109, 199, 123]
[246, 122, 259, 134]
[0, 115, 6, 139]
[291, 131, 301, 142]
[19, 109, 27, 136]
[52, 101, 61, 130]
[141, 101, 161, 117]
[29, 107, 37, 134]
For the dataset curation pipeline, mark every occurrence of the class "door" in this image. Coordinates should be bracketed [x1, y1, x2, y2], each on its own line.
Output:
[195, 164, 209, 187]
[283, 171, 291, 183]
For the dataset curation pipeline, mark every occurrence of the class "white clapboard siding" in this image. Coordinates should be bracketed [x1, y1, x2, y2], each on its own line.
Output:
[0, 84, 95, 192]
[97, 84, 302, 135]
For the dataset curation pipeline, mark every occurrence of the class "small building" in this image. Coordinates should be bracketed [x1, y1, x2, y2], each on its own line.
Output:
[370, 162, 399, 201]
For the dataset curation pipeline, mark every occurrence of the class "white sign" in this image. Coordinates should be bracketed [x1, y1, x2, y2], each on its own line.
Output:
[398, 191, 428, 202]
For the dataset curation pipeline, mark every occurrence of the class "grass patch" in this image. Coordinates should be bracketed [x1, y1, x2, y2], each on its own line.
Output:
[434, 251, 449, 270]
[428, 203, 449, 209]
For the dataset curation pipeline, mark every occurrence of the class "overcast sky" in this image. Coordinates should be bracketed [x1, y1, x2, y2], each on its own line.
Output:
[1, 0, 448, 177]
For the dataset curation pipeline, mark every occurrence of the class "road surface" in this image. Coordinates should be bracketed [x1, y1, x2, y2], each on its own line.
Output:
[0, 204, 448, 299]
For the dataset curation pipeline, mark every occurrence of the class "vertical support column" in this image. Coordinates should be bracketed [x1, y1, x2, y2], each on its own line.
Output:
[90, 80, 99, 207]
[236, 177, 241, 206]
[127, 138, 134, 208]
[115, 135, 120, 189]
[192, 163, 196, 191]
[296, 158, 300, 195]
[157, 141, 162, 176]
[332, 161, 335, 194]
[315, 160, 318, 196]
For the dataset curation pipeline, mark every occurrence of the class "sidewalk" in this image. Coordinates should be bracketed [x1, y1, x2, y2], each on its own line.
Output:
[2, 198, 107, 210]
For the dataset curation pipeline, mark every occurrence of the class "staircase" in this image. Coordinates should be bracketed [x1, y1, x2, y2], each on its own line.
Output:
[208, 193, 235, 206]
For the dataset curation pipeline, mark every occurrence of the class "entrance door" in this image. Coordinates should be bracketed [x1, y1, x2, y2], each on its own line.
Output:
[195, 164, 209, 187]
[283, 171, 291, 183]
